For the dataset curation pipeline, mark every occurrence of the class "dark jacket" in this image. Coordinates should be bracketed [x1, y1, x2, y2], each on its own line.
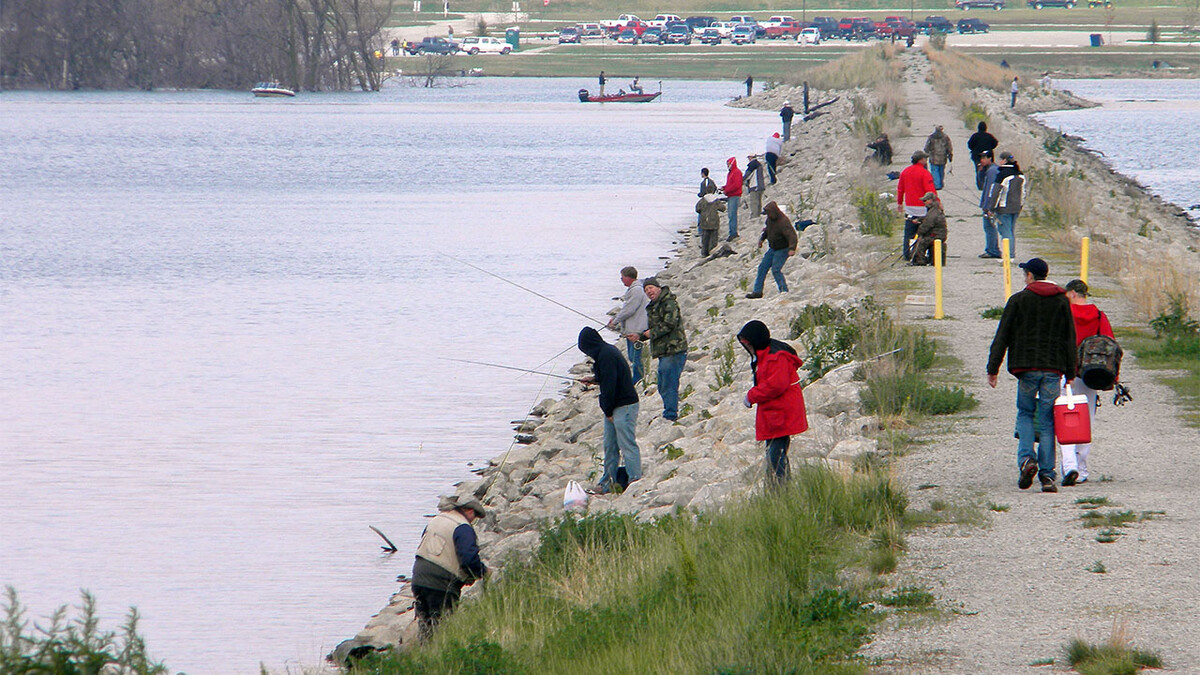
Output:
[737, 321, 809, 441]
[696, 195, 726, 231]
[743, 158, 765, 193]
[967, 130, 997, 163]
[780, 105, 794, 124]
[412, 521, 487, 595]
[987, 281, 1077, 376]
[578, 327, 638, 416]
[698, 176, 718, 198]
[987, 163, 1025, 214]
[759, 201, 797, 251]
[646, 286, 687, 358]
[867, 135, 893, 165]
[916, 202, 947, 240]
[978, 162, 1000, 204]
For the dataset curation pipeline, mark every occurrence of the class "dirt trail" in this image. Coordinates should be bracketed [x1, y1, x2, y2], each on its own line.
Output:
[862, 50, 1200, 673]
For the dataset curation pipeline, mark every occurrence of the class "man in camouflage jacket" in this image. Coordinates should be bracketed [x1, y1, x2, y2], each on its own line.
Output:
[631, 277, 688, 421]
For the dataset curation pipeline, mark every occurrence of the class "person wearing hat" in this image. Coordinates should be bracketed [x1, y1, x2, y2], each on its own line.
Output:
[737, 320, 809, 482]
[630, 277, 687, 421]
[696, 191, 727, 257]
[976, 150, 1002, 258]
[743, 154, 766, 219]
[910, 191, 947, 266]
[984, 151, 1025, 259]
[987, 257, 1078, 493]
[411, 494, 489, 640]
[721, 157, 744, 241]
[764, 132, 783, 184]
[896, 150, 937, 261]
[1060, 279, 1115, 486]
[578, 326, 641, 493]
[780, 100, 795, 142]
[923, 124, 954, 190]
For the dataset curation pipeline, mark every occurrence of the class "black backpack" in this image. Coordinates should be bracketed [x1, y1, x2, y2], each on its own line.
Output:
[1078, 333, 1122, 391]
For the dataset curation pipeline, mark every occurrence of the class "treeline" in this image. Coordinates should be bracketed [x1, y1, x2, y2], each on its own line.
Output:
[0, 0, 395, 91]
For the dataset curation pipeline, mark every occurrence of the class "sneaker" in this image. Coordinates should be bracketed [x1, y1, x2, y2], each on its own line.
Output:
[745, 292, 763, 299]
[727, 234, 740, 241]
[1018, 458, 1037, 490]
[978, 253, 1001, 259]
[1077, 477, 1088, 484]
[1041, 477, 1058, 493]
[1062, 470, 1078, 487]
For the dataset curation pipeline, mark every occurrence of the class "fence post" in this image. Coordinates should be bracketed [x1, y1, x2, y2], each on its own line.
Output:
[934, 240, 944, 319]
[1080, 236, 1090, 284]
[1002, 238, 1012, 299]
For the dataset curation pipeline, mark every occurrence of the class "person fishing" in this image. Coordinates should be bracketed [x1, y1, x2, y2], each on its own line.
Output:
[578, 326, 641, 494]
[607, 266, 649, 384]
[737, 320, 808, 482]
[630, 277, 687, 421]
[410, 495, 488, 641]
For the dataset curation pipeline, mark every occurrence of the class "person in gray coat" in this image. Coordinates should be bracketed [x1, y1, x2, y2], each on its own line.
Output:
[695, 193, 727, 258]
[984, 151, 1025, 259]
[742, 154, 766, 219]
[607, 266, 649, 384]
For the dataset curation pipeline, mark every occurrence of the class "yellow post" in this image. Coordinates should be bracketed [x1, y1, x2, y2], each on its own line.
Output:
[1080, 236, 1090, 284]
[1002, 238, 1012, 299]
[934, 240, 944, 319]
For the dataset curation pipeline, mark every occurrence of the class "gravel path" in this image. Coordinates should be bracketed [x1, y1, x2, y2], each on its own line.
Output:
[862, 50, 1200, 673]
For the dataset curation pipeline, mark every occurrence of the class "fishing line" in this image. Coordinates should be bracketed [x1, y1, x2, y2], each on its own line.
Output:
[445, 357, 583, 381]
[439, 251, 609, 328]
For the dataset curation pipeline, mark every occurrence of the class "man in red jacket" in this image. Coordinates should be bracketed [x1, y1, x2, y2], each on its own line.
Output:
[721, 157, 744, 241]
[737, 320, 809, 482]
[1060, 279, 1114, 486]
[896, 151, 937, 261]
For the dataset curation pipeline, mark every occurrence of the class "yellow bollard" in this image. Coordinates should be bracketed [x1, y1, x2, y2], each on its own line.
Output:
[934, 240, 944, 319]
[1081, 237, 1090, 285]
[1002, 238, 1012, 299]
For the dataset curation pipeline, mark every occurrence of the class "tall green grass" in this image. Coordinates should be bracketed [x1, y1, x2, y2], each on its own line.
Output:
[352, 466, 908, 675]
[852, 187, 900, 238]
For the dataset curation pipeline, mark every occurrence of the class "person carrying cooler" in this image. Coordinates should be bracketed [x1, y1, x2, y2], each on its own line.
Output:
[737, 320, 809, 482]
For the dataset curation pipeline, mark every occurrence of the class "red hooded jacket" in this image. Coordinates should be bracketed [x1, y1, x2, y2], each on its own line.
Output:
[723, 157, 744, 197]
[1070, 303, 1113, 346]
[738, 321, 809, 440]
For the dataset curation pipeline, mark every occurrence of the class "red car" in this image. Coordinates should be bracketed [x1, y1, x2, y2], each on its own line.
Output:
[623, 19, 650, 36]
[876, 16, 916, 38]
[764, 20, 804, 38]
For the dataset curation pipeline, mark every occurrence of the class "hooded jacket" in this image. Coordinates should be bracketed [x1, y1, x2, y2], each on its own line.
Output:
[1070, 303, 1113, 346]
[743, 158, 765, 193]
[612, 279, 649, 334]
[645, 286, 687, 358]
[723, 158, 744, 197]
[780, 105, 794, 124]
[987, 281, 1078, 376]
[759, 202, 798, 252]
[967, 126, 997, 163]
[737, 321, 809, 441]
[923, 129, 953, 165]
[916, 201, 947, 240]
[986, 162, 1025, 215]
[696, 194, 727, 232]
[578, 327, 638, 417]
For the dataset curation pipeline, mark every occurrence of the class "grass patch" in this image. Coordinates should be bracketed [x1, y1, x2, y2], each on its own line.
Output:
[986, 502, 1010, 512]
[1075, 496, 1112, 506]
[1079, 510, 1139, 528]
[360, 466, 907, 675]
[1095, 528, 1123, 544]
[979, 306, 1004, 320]
[1088, 560, 1107, 574]
[879, 586, 935, 609]
[662, 443, 684, 460]
[861, 374, 978, 417]
[852, 186, 900, 237]
[709, 336, 738, 391]
[1066, 625, 1162, 675]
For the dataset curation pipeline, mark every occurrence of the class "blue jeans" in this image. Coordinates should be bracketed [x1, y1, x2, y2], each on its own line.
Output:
[726, 196, 739, 237]
[982, 213, 1001, 257]
[600, 402, 641, 488]
[753, 247, 789, 294]
[1016, 371, 1059, 481]
[765, 436, 790, 482]
[782, 121, 791, 141]
[996, 213, 1016, 257]
[657, 352, 686, 420]
[930, 163, 945, 190]
[903, 216, 920, 260]
[765, 153, 778, 183]
[626, 339, 643, 385]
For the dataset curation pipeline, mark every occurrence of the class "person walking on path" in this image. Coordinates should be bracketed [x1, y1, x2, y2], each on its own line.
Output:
[737, 320, 809, 482]
[695, 193, 726, 257]
[976, 150, 1002, 259]
[923, 125, 954, 190]
[967, 121, 998, 172]
[578, 326, 641, 493]
[984, 151, 1025, 259]
[697, 167, 718, 234]
[411, 495, 488, 641]
[987, 257, 1078, 493]
[598, 70, 606, 97]
[607, 267, 649, 384]
[896, 150, 937, 261]
[721, 157, 744, 240]
[633, 278, 688, 422]
[1010, 76, 1019, 108]
[764, 133, 783, 184]
[746, 201, 796, 299]
[743, 154, 766, 218]
[910, 191, 947, 266]
[744, 74, 753, 97]
[780, 100, 795, 141]
[1060, 279, 1114, 486]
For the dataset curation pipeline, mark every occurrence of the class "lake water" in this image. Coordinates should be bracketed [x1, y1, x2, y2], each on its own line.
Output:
[0, 78, 777, 674]
[1039, 79, 1200, 221]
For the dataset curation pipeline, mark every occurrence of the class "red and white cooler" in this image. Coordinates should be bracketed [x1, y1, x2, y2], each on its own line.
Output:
[1054, 383, 1092, 445]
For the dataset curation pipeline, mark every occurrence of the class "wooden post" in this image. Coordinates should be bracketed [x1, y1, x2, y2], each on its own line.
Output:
[934, 240, 944, 319]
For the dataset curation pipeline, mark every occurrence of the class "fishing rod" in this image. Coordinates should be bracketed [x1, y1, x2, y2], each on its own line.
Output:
[824, 348, 904, 376]
[439, 252, 610, 328]
[445, 357, 584, 381]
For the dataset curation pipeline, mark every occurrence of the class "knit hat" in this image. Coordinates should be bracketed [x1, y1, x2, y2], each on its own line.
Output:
[737, 320, 771, 351]
[643, 276, 661, 289]
[911, 150, 928, 162]
[772, 132, 780, 138]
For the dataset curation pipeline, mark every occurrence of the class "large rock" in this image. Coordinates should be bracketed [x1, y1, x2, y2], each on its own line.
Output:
[827, 437, 878, 463]
[686, 482, 734, 512]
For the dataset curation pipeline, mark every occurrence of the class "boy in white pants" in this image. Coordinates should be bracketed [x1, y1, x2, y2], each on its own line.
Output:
[1060, 279, 1113, 486]
[1059, 377, 1097, 484]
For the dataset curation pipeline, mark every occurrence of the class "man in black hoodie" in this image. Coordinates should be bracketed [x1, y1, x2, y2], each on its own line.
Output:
[578, 327, 641, 493]
[987, 258, 1077, 493]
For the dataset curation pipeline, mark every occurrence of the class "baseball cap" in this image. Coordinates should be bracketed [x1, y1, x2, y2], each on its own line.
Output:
[911, 150, 928, 162]
[921, 191, 938, 202]
[999, 150, 1014, 161]
[980, 149, 994, 159]
[1018, 258, 1049, 279]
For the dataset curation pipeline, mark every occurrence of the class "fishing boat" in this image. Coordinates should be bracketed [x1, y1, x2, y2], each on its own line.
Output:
[577, 88, 661, 103]
[252, 82, 296, 98]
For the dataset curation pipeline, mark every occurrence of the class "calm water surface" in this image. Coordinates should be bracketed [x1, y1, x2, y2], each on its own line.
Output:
[0, 78, 775, 674]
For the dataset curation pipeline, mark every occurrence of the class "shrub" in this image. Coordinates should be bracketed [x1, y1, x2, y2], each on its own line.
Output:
[710, 337, 739, 391]
[980, 306, 1004, 319]
[861, 373, 978, 417]
[852, 186, 899, 237]
[962, 103, 989, 130]
[1066, 631, 1162, 675]
[1149, 293, 1199, 338]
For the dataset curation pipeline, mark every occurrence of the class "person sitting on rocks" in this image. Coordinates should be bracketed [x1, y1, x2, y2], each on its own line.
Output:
[737, 320, 809, 483]
[910, 191, 947, 266]
[578, 326, 641, 494]
[411, 495, 488, 641]
[866, 133, 893, 166]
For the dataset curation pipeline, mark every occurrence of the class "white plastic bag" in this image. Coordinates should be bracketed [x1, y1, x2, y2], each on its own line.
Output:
[563, 480, 589, 512]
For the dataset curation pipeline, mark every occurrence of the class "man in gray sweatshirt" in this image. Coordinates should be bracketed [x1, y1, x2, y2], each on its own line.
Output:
[608, 266, 649, 384]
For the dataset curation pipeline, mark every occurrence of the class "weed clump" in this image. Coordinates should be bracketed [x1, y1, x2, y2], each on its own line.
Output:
[852, 186, 900, 237]
[1066, 623, 1162, 675]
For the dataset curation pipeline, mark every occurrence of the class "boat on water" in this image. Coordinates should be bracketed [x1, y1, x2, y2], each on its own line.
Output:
[577, 88, 661, 103]
[252, 82, 296, 97]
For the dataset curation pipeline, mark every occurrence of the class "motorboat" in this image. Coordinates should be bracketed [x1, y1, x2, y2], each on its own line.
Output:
[577, 88, 661, 103]
[252, 82, 296, 97]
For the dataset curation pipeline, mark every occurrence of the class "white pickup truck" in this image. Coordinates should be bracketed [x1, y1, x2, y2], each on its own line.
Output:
[647, 14, 683, 27]
[600, 14, 640, 29]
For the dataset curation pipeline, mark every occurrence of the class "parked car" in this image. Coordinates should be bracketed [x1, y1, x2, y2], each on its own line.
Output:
[837, 17, 875, 40]
[648, 14, 683, 27]
[699, 27, 723, 44]
[600, 14, 641, 29]
[1087, 0, 1112, 6]
[955, 0, 1005, 8]
[1027, 0, 1075, 6]
[458, 36, 512, 54]
[811, 16, 840, 39]
[578, 23, 605, 38]
[711, 21, 738, 37]
[957, 17, 990, 32]
[664, 24, 693, 43]
[685, 16, 717, 33]
[641, 26, 664, 44]
[730, 15, 765, 36]
[410, 36, 459, 54]
[616, 28, 639, 44]
[621, 19, 649, 35]
[730, 25, 757, 43]
[557, 26, 580, 43]
[764, 15, 796, 27]
[765, 20, 803, 39]
[917, 15, 955, 34]
[876, 16, 917, 38]
[798, 26, 821, 44]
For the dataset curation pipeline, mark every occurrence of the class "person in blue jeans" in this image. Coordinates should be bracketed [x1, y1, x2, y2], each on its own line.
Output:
[577, 327, 641, 493]
[745, 202, 797, 299]
[987, 257, 1078, 492]
[607, 266, 648, 384]
[634, 277, 688, 421]
[977, 151, 1002, 258]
